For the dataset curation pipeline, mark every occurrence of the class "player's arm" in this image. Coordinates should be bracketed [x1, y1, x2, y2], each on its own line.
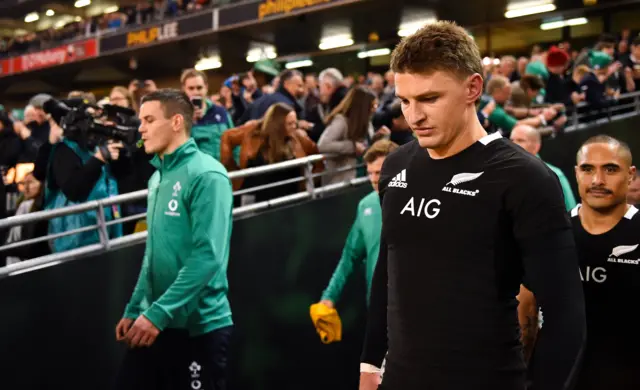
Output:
[360, 191, 388, 388]
[517, 284, 539, 362]
[321, 215, 366, 306]
[142, 172, 233, 331]
[508, 161, 586, 390]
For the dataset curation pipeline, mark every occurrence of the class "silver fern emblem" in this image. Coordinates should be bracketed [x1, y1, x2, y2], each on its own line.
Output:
[446, 172, 484, 186]
[610, 244, 639, 257]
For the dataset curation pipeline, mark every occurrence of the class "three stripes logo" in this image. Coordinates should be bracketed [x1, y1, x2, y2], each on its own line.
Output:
[388, 169, 408, 188]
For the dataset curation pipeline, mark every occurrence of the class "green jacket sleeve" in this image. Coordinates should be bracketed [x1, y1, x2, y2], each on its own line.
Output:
[557, 172, 577, 211]
[143, 171, 233, 330]
[488, 107, 518, 133]
[321, 215, 366, 304]
[123, 245, 150, 319]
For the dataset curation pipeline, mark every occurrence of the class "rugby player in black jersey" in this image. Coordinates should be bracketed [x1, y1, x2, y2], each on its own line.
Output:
[359, 21, 586, 390]
[533, 135, 637, 389]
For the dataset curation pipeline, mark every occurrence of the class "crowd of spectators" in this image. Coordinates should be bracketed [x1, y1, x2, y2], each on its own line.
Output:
[1, 29, 640, 265]
[0, 0, 233, 58]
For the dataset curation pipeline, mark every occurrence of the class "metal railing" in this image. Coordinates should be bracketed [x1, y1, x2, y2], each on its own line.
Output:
[565, 91, 640, 132]
[0, 153, 368, 277]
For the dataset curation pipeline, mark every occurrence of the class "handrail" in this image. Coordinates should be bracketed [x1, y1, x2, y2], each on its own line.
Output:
[0, 153, 327, 231]
[0, 176, 370, 278]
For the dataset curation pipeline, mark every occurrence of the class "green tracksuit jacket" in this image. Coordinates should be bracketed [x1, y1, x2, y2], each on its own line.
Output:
[321, 191, 381, 306]
[191, 99, 235, 161]
[123, 138, 234, 336]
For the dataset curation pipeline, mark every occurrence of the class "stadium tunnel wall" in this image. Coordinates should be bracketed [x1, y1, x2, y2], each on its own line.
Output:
[1, 115, 639, 390]
[0, 185, 370, 390]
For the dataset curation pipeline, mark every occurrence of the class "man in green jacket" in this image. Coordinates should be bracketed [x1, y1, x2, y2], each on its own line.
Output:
[115, 89, 234, 390]
[318, 139, 399, 310]
[181, 68, 236, 161]
[510, 124, 577, 211]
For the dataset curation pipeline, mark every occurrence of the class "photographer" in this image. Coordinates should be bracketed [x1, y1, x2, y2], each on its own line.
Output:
[44, 101, 124, 253]
[180, 69, 235, 161]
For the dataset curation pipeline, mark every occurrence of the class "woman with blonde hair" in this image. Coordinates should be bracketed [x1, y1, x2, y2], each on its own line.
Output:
[220, 102, 320, 204]
[109, 86, 136, 110]
[318, 86, 377, 185]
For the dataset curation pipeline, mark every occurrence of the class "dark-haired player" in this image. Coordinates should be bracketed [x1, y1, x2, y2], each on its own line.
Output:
[571, 136, 639, 389]
[359, 21, 586, 390]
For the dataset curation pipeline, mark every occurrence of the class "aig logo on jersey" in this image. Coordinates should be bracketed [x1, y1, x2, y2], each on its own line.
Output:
[607, 244, 640, 265]
[389, 169, 408, 188]
[442, 172, 483, 197]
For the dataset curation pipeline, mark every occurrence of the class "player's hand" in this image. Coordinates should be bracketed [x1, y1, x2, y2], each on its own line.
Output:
[359, 372, 381, 390]
[125, 315, 160, 348]
[115, 318, 134, 341]
[319, 299, 334, 309]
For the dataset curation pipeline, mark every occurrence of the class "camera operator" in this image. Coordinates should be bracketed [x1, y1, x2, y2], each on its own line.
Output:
[12, 94, 52, 163]
[45, 119, 123, 253]
[181, 69, 235, 161]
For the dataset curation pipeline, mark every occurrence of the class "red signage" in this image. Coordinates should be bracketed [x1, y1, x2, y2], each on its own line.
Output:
[13, 39, 98, 73]
[0, 58, 11, 77]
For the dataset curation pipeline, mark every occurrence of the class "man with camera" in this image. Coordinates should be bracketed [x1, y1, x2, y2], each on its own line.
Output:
[115, 89, 233, 390]
[44, 98, 124, 253]
[181, 69, 235, 161]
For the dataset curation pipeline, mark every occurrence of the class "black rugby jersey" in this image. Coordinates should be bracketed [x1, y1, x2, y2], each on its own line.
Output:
[571, 204, 640, 390]
[362, 132, 585, 390]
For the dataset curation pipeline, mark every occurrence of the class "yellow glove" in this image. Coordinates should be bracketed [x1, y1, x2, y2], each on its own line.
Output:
[310, 302, 342, 344]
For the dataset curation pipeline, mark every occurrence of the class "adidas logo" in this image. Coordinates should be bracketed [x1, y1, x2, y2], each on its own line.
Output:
[389, 169, 408, 188]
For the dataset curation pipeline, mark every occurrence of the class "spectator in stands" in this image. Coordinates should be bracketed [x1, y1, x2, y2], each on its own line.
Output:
[109, 86, 135, 109]
[519, 74, 547, 105]
[12, 94, 52, 164]
[545, 46, 572, 106]
[2, 172, 49, 264]
[0, 110, 20, 172]
[306, 68, 349, 142]
[621, 36, 640, 92]
[128, 79, 157, 113]
[181, 69, 235, 161]
[509, 124, 576, 211]
[581, 51, 619, 109]
[499, 55, 519, 82]
[567, 65, 589, 107]
[479, 75, 556, 136]
[318, 86, 376, 185]
[45, 123, 123, 252]
[517, 57, 529, 80]
[574, 34, 617, 69]
[246, 69, 305, 121]
[384, 100, 414, 146]
[220, 102, 319, 204]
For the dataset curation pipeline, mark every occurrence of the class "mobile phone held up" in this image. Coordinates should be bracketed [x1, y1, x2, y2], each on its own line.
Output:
[191, 97, 203, 108]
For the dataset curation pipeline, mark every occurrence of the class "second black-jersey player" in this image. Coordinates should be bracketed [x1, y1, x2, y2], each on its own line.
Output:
[571, 136, 640, 390]
[360, 21, 586, 390]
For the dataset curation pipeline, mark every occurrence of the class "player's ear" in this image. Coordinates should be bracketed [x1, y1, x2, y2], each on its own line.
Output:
[629, 166, 636, 185]
[466, 73, 484, 104]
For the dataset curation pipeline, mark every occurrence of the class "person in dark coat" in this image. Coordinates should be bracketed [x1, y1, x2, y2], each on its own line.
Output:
[245, 69, 305, 121]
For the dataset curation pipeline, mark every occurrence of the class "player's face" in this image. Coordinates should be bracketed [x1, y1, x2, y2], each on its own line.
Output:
[138, 101, 176, 156]
[396, 70, 481, 150]
[575, 143, 636, 211]
[367, 156, 385, 193]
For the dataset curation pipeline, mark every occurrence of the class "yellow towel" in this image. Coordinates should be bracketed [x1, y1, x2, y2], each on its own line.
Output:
[310, 303, 342, 344]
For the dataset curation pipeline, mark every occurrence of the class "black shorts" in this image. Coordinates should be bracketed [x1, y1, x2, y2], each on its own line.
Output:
[115, 326, 232, 390]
